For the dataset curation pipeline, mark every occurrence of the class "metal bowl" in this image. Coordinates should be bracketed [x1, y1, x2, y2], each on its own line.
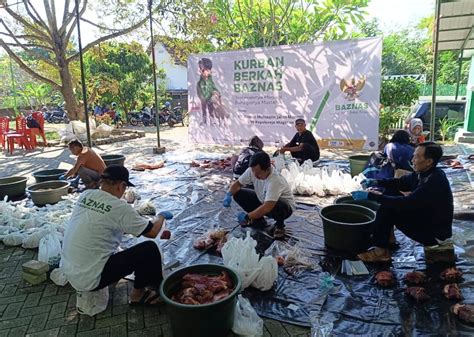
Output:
[101, 154, 125, 167]
[27, 181, 70, 206]
[0, 176, 28, 200]
[32, 169, 68, 183]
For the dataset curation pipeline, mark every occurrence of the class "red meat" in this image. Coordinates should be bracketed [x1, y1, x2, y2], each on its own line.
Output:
[440, 267, 463, 283]
[452, 304, 474, 323]
[404, 271, 426, 285]
[375, 271, 395, 287]
[443, 283, 462, 300]
[406, 287, 430, 303]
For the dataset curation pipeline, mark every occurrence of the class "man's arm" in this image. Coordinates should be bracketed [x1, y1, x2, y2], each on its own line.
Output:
[65, 158, 84, 178]
[377, 173, 415, 192]
[142, 215, 166, 238]
[229, 180, 243, 195]
[280, 134, 300, 153]
[248, 201, 277, 219]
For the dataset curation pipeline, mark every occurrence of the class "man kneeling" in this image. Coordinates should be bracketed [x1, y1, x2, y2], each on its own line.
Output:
[62, 165, 173, 306]
[353, 142, 453, 262]
[223, 152, 296, 239]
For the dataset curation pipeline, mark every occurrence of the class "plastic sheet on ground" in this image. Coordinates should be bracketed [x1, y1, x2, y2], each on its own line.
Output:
[116, 157, 474, 333]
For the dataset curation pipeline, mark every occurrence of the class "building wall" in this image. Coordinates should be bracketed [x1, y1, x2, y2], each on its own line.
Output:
[153, 43, 187, 91]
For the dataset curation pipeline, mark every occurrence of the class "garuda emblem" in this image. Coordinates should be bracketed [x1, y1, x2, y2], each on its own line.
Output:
[340, 76, 366, 101]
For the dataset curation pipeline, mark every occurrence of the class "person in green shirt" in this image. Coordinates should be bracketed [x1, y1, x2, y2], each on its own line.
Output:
[197, 58, 219, 125]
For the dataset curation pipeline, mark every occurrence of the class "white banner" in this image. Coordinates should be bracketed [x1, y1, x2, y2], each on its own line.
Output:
[188, 37, 382, 150]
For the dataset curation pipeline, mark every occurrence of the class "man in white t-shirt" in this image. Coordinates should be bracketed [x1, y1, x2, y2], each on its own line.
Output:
[223, 152, 296, 239]
[62, 165, 173, 306]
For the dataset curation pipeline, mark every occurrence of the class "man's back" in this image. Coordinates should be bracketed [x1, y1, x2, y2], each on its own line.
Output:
[78, 147, 106, 174]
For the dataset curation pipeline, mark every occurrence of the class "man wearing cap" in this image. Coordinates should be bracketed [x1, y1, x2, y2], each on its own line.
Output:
[62, 165, 173, 306]
[280, 119, 320, 163]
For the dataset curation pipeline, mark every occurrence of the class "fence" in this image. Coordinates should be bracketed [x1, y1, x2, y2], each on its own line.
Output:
[420, 84, 467, 96]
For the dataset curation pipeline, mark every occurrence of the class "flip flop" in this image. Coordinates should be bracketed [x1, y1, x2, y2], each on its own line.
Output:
[129, 290, 164, 307]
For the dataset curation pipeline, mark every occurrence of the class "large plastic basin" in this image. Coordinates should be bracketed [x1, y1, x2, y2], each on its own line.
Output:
[27, 181, 69, 206]
[334, 195, 380, 212]
[0, 176, 27, 200]
[349, 155, 370, 177]
[32, 169, 68, 183]
[101, 154, 125, 167]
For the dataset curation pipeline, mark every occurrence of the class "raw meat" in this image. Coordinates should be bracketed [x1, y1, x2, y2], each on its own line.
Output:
[160, 230, 171, 240]
[193, 230, 228, 256]
[276, 256, 285, 266]
[132, 161, 165, 171]
[440, 267, 463, 283]
[404, 271, 426, 285]
[452, 304, 474, 323]
[171, 271, 234, 305]
[375, 271, 395, 287]
[443, 283, 462, 300]
[406, 287, 430, 303]
[190, 158, 232, 171]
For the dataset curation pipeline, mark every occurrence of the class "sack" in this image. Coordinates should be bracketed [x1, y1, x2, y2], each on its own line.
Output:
[222, 231, 260, 289]
[50, 268, 68, 286]
[251, 256, 278, 291]
[232, 295, 263, 337]
[38, 227, 62, 269]
[76, 287, 109, 316]
[3, 232, 25, 246]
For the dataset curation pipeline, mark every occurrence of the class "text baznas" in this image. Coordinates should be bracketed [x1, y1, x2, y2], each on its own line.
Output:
[233, 57, 284, 93]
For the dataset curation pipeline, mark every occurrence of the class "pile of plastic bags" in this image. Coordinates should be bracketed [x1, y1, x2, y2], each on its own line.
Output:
[279, 159, 364, 197]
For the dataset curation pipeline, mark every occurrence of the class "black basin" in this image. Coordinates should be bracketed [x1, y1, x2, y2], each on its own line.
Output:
[101, 154, 125, 167]
[320, 204, 376, 253]
[334, 195, 380, 212]
[0, 176, 28, 200]
[32, 169, 68, 183]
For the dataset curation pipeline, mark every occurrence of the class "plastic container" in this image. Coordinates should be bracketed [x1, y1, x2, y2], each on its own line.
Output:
[32, 169, 68, 183]
[348, 155, 370, 177]
[320, 204, 376, 253]
[160, 264, 242, 337]
[0, 176, 27, 200]
[101, 154, 125, 167]
[334, 195, 380, 212]
[27, 181, 69, 206]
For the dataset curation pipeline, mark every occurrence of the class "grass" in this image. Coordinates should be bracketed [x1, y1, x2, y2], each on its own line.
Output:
[45, 131, 59, 141]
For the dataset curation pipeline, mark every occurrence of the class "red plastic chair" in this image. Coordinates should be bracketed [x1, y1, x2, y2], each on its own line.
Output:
[27, 112, 47, 147]
[6, 116, 32, 154]
[0, 117, 9, 150]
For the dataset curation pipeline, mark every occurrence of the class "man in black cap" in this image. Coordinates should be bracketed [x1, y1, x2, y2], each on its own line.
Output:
[280, 119, 320, 163]
[62, 165, 173, 307]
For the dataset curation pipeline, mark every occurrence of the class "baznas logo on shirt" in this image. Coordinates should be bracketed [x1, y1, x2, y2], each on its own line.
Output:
[79, 197, 112, 213]
[339, 76, 365, 101]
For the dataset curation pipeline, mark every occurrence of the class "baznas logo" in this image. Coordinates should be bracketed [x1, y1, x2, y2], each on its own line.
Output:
[340, 76, 366, 101]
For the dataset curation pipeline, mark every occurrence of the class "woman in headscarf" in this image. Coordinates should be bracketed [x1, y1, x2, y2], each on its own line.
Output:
[232, 136, 264, 179]
[408, 118, 426, 146]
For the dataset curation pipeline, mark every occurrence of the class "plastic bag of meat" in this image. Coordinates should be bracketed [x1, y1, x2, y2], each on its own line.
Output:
[443, 283, 462, 300]
[123, 189, 140, 204]
[3, 232, 25, 246]
[136, 200, 156, 216]
[404, 271, 426, 285]
[406, 287, 430, 303]
[232, 295, 263, 337]
[251, 256, 278, 291]
[452, 304, 474, 323]
[440, 267, 463, 283]
[375, 271, 395, 287]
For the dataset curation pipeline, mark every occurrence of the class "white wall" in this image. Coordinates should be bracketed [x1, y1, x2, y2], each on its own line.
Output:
[153, 43, 187, 91]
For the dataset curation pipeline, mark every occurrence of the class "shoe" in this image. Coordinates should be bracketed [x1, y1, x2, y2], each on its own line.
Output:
[357, 247, 391, 263]
[273, 227, 286, 240]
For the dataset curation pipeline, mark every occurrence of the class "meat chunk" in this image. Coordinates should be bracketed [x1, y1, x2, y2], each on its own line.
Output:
[375, 271, 395, 287]
[276, 256, 285, 266]
[452, 304, 474, 323]
[193, 230, 229, 256]
[406, 287, 430, 303]
[440, 267, 463, 283]
[443, 283, 462, 300]
[404, 271, 426, 285]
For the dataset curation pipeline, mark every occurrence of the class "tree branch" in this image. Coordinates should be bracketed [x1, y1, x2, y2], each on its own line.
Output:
[66, 16, 148, 63]
[3, 7, 52, 43]
[24, 0, 50, 34]
[0, 39, 61, 90]
[80, 17, 121, 32]
[3, 42, 54, 50]
[62, 0, 71, 26]
[63, 0, 87, 43]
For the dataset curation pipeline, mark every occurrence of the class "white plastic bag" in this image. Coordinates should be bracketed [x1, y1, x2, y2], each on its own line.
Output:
[22, 229, 49, 249]
[50, 268, 68, 286]
[76, 287, 109, 316]
[222, 231, 260, 289]
[251, 256, 278, 291]
[232, 295, 263, 337]
[38, 227, 62, 269]
[3, 232, 25, 246]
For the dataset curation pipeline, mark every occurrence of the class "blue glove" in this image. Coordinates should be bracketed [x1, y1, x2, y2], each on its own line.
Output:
[58, 174, 66, 180]
[223, 192, 232, 207]
[237, 212, 248, 223]
[351, 191, 369, 201]
[361, 178, 377, 189]
[158, 211, 173, 220]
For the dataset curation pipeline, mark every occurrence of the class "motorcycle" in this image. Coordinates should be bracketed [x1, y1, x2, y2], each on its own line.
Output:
[46, 105, 69, 124]
[128, 108, 155, 127]
[159, 103, 185, 127]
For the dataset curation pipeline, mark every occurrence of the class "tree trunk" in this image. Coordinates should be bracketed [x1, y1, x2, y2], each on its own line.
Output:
[58, 63, 80, 120]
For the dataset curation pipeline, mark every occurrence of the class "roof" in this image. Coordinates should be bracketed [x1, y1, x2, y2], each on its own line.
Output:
[148, 36, 199, 67]
[438, 0, 474, 58]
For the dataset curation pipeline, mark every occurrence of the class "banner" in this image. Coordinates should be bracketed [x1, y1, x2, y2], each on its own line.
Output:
[188, 37, 382, 150]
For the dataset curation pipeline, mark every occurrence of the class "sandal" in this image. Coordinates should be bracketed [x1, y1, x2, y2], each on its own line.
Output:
[129, 290, 164, 307]
[273, 227, 286, 240]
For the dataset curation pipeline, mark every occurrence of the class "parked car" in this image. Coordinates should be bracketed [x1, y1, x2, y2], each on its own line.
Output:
[405, 100, 466, 136]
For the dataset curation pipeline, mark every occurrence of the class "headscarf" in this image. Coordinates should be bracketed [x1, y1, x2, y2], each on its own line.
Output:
[249, 136, 264, 150]
[409, 118, 423, 136]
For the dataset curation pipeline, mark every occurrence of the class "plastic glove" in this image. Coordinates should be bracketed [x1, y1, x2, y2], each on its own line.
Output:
[223, 192, 232, 207]
[158, 211, 173, 220]
[361, 178, 377, 189]
[237, 212, 248, 223]
[58, 174, 66, 180]
[351, 191, 369, 201]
